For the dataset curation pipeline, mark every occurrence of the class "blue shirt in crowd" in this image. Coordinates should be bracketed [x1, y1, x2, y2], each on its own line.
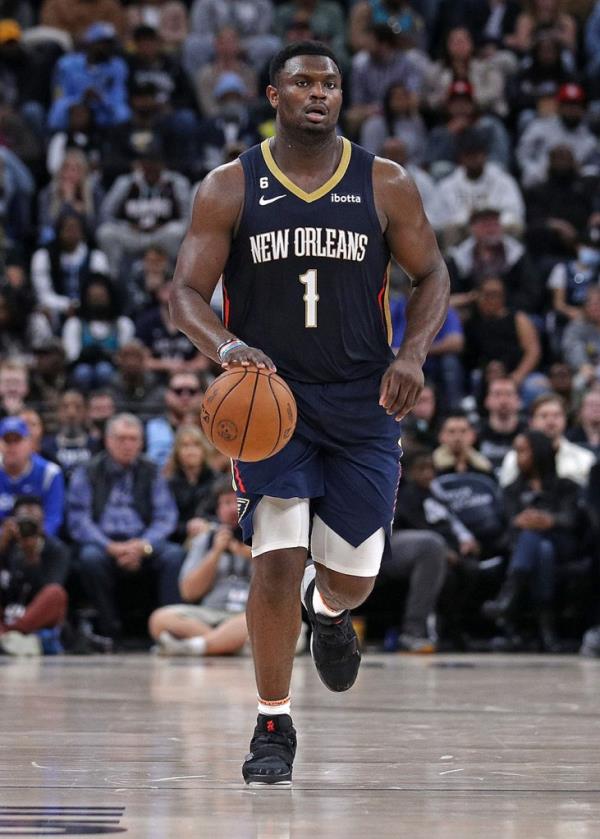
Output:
[0, 454, 65, 536]
[391, 296, 463, 350]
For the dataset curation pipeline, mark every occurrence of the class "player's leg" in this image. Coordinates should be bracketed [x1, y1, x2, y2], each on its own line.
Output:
[242, 496, 310, 786]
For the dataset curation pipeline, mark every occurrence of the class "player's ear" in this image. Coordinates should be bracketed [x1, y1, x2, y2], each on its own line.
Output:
[266, 84, 278, 109]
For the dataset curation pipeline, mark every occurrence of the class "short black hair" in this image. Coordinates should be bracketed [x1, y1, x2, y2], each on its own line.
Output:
[269, 41, 342, 86]
[13, 494, 42, 513]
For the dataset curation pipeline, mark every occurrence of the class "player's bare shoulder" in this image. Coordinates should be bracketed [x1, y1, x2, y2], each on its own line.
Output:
[191, 158, 246, 231]
[371, 156, 423, 232]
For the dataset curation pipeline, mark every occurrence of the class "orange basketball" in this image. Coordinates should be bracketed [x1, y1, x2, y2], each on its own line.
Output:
[200, 367, 297, 462]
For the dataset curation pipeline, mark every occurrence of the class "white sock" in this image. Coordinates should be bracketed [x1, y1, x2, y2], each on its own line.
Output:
[158, 631, 207, 656]
[312, 586, 344, 618]
[257, 695, 291, 716]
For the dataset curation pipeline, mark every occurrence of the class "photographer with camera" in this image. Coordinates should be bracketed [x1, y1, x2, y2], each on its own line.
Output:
[0, 495, 69, 655]
[148, 479, 251, 656]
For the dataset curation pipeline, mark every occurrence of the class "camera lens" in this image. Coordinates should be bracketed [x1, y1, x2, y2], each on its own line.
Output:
[17, 518, 39, 538]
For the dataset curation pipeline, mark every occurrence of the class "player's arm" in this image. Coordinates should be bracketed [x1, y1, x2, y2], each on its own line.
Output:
[170, 162, 275, 370]
[374, 158, 450, 420]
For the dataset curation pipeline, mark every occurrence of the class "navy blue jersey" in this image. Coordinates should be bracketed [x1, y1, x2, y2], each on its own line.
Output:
[222, 138, 394, 383]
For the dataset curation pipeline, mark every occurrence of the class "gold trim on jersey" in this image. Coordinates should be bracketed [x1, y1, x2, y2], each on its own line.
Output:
[260, 137, 352, 203]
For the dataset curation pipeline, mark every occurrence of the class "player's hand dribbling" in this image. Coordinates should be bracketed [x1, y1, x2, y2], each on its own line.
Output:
[379, 358, 424, 421]
[221, 345, 276, 372]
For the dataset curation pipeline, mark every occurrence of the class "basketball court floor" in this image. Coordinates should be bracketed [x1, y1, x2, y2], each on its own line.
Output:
[2, 652, 600, 838]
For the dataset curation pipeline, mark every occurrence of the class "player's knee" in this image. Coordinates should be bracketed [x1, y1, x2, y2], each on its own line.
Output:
[316, 566, 376, 610]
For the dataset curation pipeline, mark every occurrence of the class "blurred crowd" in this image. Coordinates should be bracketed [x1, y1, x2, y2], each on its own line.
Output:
[2, 0, 600, 656]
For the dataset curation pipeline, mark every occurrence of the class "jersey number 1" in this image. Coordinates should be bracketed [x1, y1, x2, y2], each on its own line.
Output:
[299, 269, 319, 328]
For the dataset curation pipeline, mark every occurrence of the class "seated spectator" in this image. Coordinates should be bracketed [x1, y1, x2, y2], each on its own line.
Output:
[379, 137, 442, 229]
[62, 274, 135, 392]
[38, 150, 104, 244]
[148, 479, 250, 656]
[0, 286, 52, 359]
[483, 430, 581, 650]
[40, 0, 125, 42]
[500, 393, 595, 486]
[46, 104, 104, 176]
[108, 340, 165, 422]
[87, 389, 116, 447]
[187, 0, 280, 71]
[349, 0, 426, 54]
[126, 0, 189, 54]
[146, 371, 204, 467]
[42, 390, 99, 478]
[347, 24, 425, 135]
[562, 287, 600, 376]
[0, 495, 69, 656]
[275, 0, 347, 61]
[517, 84, 597, 188]
[506, 0, 578, 58]
[464, 276, 545, 405]
[391, 295, 465, 410]
[526, 146, 594, 263]
[194, 26, 258, 118]
[97, 143, 190, 277]
[436, 129, 525, 246]
[430, 0, 520, 56]
[548, 361, 577, 419]
[567, 388, 600, 459]
[0, 417, 64, 537]
[547, 229, 600, 324]
[360, 81, 427, 163]
[31, 210, 111, 330]
[135, 279, 209, 378]
[0, 20, 51, 135]
[164, 425, 216, 545]
[126, 246, 171, 316]
[424, 26, 510, 118]
[478, 377, 526, 476]
[28, 338, 71, 435]
[0, 145, 35, 249]
[68, 413, 183, 639]
[509, 32, 575, 128]
[425, 80, 512, 173]
[400, 383, 439, 455]
[0, 359, 29, 419]
[450, 208, 544, 315]
[19, 408, 46, 456]
[433, 410, 494, 475]
[48, 24, 130, 133]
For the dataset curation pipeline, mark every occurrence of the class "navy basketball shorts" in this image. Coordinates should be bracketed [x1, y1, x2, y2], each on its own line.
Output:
[232, 372, 402, 550]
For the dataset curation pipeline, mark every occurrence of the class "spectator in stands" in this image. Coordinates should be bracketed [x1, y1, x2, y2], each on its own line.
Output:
[148, 479, 250, 656]
[68, 413, 182, 639]
[562, 287, 600, 377]
[126, 246, 171, 316]
[585, 0, 600, 84]
[436, 129, 525, 246]
[478, 377, 526, 475]
[28, 338, 70, 435]
[46, 104, 103, 176]
[194, 26, 258, 118]
[31, 210, 111, 330]
[526, 146, 594, 262]
[448, 208, 544, 316]
[349, 0, 426, 53]
[0, 286, 52, 359]
[506, 0, 578, 57]
[62, 274, 135, 391]
[197, 73, 261, 174]
[0, 20, 50, 133]
[548, 361, 577, 419]
[360, 81, 427, 162]
[97, 142, 190, 277]
[0, 494, 69, 656]
[125, 0, 189, 54]
[275, 0, 347, 61]
[424, 26, 510, 117]
[517, 84, 597, 188]
[433, 411, 494, 475]
[463, 276, 545, 404]
[0, 359, 29, 418]
[483, 429, 581, 650]
[163, 425, 216, 545]
[0, 417, 64, 536]
[547, 228, 600, 324]
[399, 383, 439, 454]
[425, 80, 511, 172]
[48, 24, 130, 133]
[509, 32, 575, 127]
[108, 340, 165, 422]
[0, 145, 34, 248]
[187, 0, 280, 71]
[347, 24, 425, 134]
[43, 390, 99, 479]
[379, 137, 442, 229]
[87, 389, 116, 446]
[19, 408, 46, 456]
[135, 279, 209, 377]
[146, 371, 204, 467]
[40, 0, 125, 41]
[430, 0, 521, 58]
[500, 393, 595, 486]
[38, 150, 103, 243]
[566, 388, 600, 458]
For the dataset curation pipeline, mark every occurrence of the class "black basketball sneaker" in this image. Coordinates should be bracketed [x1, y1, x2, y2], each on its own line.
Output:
[242, 714, 297, 786]
[302, 577, 361, 692]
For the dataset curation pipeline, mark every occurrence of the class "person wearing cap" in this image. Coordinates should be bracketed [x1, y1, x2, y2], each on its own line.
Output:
[194, 26, 258, 118]
[517, 82, 597, 188]
[436, 127, 525, 246]
[0, 417, 65, 538]
[40, 0, 124, 43]
[197, 72, 260, 174]
[97, 139, 191, 276]
[48, 22, 130, 132]
[0, 19, 49, 134]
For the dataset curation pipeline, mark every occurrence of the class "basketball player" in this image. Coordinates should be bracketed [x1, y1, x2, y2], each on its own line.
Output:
[171, 42, 450, 785]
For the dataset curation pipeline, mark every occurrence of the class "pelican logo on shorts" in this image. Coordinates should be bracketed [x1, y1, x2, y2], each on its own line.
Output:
[237, 496, 250, 520]
[217, 420, 238, 441]
[331, 193, 361, 203]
